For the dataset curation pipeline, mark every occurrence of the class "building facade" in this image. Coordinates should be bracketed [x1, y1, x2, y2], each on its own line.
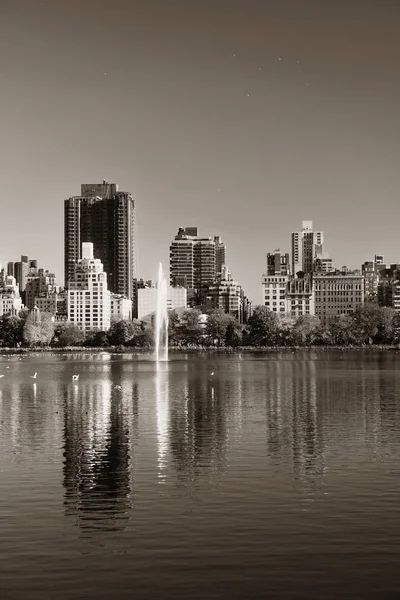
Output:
[206, 266, 244, 320]
[137, 286, 187, 320]
[67, 243, 111, 332]
[314, 274, 364, 323]
[262, 250, 290, 313]
[64, 181, 136, 300]
[286, 275, 315, 318]
[169, 227, 226, 297]
[111, 294, 132, 322]
[0, 276, 23, 318]
[25, 269, 58, 310]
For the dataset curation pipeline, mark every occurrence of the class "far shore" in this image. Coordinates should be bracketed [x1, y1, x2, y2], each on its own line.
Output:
[1, 345, 400, 355]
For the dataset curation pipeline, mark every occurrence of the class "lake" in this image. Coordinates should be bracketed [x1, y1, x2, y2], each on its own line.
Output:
[1, 350, 400, 599]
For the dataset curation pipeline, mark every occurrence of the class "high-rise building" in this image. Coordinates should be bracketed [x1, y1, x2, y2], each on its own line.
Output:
[214, 235, 226, 275]
[169, 228, 226, 302]
[266, 249, 290, 276]
[67, 243, 111, 332]
[25, 268, 58, 310]
[206, 265, 244, 321]
[14, 255, 29, 294]
[64, 181, 136, 300]
[262, 250, 290, 313]
[291, 220, 324, 275]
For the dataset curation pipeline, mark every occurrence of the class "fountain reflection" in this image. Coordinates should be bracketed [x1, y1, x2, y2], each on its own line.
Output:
[155, 362, 170, 480]
[62, 376, 132, 533]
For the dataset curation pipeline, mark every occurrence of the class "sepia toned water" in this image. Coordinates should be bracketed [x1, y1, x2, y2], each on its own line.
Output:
[1, 351, 400, 600]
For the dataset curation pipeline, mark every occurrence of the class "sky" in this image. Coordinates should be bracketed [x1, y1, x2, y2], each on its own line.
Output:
[1, 0, 400, 303]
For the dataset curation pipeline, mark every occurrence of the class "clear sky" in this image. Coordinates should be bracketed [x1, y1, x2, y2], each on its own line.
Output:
[1, 0, 400, 303]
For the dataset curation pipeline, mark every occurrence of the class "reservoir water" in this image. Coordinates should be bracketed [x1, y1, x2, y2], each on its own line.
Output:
[1, 350, 400, 599]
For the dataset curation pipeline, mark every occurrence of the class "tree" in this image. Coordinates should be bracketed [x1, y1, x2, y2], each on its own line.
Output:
[108, 319, 137, 345]
[328, 314, 355, 346]
[180, 309, 203, 345]
[0, 315, 25, 347]
[276, 315, 295, 346]
[247, 305, 280, 346]
[23, 311, 54, 347]
[393, 312, 400, 345]
[374, 307, 396, 344]
[168, 310, 180, 345]
[53, 322, 85, 347]
[291, 315, 321, 346]
[225, 318, 243, 347]
[87, 330, 109, 347]
[351, 304, 394, 345]
[206, 309, 232, 346]
[132, 321, 154, 348]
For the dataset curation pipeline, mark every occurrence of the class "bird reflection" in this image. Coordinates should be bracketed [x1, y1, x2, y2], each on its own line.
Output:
[62, 378, 132, 533]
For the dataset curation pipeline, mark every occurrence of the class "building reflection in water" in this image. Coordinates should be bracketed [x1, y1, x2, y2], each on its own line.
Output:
[62, 373, 132, 533]
[265, 357, 325, 487]
[169, 361, 229, 483]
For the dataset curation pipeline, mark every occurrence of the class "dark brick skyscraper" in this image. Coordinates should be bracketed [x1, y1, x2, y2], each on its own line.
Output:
[64, 181, 136, 299]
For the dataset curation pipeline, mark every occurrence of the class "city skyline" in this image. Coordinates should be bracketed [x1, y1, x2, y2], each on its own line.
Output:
[1, 0, 400, 303]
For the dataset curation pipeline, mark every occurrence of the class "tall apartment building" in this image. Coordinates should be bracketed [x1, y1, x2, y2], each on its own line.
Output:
[67, 243, 111, 332]
[14, 255, 29, 294]
[64, 181, 136, 300]
[262, 249, 290, 313]
[377, 264, 400, 310]
[169, 227, 226, 302]
[314, 274, 364, 323]
[267, 249, 290, 276]
[291, 220, 324, 275]
[25, 268, 58, 310]
[206, 266, 244, 321]
[214, 235, 226, 275]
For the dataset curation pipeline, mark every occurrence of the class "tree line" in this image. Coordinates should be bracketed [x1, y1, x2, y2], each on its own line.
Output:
[0, 303, 399, 349]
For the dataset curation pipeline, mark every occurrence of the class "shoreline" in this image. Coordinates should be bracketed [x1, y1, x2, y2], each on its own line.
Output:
[1, 345, 400, 355]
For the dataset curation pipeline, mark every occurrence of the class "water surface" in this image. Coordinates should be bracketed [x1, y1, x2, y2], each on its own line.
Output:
[1, 351, 400, 599]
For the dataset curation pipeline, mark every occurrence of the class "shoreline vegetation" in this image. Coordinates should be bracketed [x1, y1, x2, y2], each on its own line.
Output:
[1, 345, 400, 355]
[0, 304, 399, 353]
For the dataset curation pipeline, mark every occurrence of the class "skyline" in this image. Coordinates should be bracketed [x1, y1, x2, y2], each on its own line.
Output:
[1, 0, 400, 303]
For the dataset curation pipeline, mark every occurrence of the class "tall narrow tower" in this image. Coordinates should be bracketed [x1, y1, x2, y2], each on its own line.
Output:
[291, 220, 323, 275]
[64, 181, 136, 299]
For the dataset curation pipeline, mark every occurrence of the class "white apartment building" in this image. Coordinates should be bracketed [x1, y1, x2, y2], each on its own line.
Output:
[111, 294, 132, 321]
[262, 274, 289, 313]
[0, 275, 23, 317]
[138, 286, 187, 320]
[67, 243, 111, 332]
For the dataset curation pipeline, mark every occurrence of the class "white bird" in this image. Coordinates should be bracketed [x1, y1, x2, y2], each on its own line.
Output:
[0, 374, 4, 378]
[210, 372, 215, 376]
[6, 366, 9, 369]
[114, 385, 122, 390]
[72, 375, 79, 381]
[30, 372, 37, 379]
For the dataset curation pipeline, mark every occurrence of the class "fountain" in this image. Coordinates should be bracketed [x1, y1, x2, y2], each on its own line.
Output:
[154, 262, 169, 362]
